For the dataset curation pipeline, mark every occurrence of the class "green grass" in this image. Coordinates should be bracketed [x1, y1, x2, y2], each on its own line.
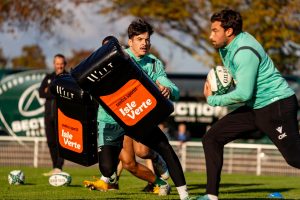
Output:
[0, 166, 299, 199]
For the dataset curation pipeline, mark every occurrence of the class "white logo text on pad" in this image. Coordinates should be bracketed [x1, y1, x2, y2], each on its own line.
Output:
[61, 129, 81, 150]
[119, 99, 152, 119]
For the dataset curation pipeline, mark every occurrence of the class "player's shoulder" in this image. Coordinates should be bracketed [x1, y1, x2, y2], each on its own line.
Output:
[146, 53, 163, 65]
[147, 53, 158, 61]
[234, 32, 262, 51]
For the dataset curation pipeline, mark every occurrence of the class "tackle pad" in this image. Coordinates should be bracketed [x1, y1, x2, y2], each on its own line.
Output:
[50, 74, 98, 166]
[71, 37, 174, 136]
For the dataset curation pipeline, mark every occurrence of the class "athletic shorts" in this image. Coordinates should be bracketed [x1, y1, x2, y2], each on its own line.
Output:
[97, 121, 125, 147]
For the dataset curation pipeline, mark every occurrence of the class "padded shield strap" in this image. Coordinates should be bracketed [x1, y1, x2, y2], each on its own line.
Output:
[152, 58, 156, 73]
[233, 46, 262, 64]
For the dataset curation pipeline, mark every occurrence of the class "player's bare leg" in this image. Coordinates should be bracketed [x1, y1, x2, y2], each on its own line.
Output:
[120, 135, 170, 195]
[145, 159, 154, 173]
[141, 159, 156, 192]
[120, 136, 156, 182]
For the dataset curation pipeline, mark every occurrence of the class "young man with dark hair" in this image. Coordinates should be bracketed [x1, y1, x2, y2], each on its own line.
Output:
[84, 19, 191, 200]
[198, 9, 300, 200]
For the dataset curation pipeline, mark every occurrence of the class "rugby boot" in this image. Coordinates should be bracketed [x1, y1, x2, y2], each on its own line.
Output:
[153, 181, 171, 196]
[142, 182, 155, 192]
[107, 182, 119, 190]
[83, 178, 108, 191]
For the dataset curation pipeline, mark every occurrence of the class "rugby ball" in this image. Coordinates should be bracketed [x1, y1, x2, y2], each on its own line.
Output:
[8, 170, 25, 185]
[49, 172, 72, 186]
[207, 65, 232, 95]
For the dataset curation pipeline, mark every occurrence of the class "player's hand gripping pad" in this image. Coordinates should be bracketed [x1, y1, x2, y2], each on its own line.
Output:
[71, 37, 174, 136]
[50, 74, 98, 166]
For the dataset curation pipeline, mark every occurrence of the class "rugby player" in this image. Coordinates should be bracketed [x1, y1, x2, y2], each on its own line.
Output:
[84, 19, 191, 200]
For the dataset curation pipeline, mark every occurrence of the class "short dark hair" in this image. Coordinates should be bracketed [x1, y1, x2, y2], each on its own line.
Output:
[211, 9, 243, 36]
[54, 53, 67, 65]
[128, 18, 153, 39]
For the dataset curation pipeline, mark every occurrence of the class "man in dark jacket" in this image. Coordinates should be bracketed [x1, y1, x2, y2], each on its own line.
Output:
[39, 54, 68, 176]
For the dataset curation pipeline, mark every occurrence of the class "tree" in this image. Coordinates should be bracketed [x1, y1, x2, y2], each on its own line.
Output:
[98, 0, 300, 73]
[0, 48, 7, 68]
[0, 0, 74, 34]
[67, 49, 94, 71]
[11, 45, 46, 68]
[0, 1, 91, 69]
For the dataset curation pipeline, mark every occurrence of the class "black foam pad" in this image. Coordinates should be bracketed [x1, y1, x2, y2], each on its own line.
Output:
[71, 37, 174, 136]
[50, 74, 98, 166]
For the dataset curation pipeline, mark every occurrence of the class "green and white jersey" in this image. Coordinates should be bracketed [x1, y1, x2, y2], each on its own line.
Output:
[98, 48, 179, 124]
[207, 32, 294, 109]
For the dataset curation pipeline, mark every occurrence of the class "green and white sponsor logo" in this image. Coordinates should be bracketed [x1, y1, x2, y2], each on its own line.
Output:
[0, 70, 47, 137]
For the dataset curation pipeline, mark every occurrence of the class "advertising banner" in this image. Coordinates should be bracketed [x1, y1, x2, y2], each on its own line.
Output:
[0, 70, 47, 137]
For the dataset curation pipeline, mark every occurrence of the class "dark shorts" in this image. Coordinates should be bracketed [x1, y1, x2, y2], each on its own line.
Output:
[97, 121, 125, 147]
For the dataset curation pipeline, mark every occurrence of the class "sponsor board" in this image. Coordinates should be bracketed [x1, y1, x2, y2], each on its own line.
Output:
[165, 101, 229, 138]
[172, 101, 228, 123]
[0, 70, 47, 137]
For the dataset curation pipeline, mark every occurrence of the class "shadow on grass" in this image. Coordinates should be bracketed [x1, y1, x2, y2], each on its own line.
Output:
[68, 184, 83, 188]
[188, 183, 262, 191]
[227, 187, 293, 194]
[23, 183, 36, 186]
[104, 192, 140, 199]
[188, 183, 297, 199]
[225, 188, 296, 199]
[222, 198, 295, 200]
[188, 183, 295, 200]
[105, 198, 130, 200]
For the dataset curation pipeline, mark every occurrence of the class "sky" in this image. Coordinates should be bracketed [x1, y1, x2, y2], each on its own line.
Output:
[0, 2, 210, 74]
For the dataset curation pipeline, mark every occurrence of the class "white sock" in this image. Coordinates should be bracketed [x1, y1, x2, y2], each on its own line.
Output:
[108, 172, 117, 184]
[176, 185, 189, 200]
[207, 194, 218, 200]
[100, 175, 110, 183]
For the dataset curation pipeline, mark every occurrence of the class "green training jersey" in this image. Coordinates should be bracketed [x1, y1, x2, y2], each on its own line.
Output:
[98, 48, 179, 124]
[207, 32, 294, 109]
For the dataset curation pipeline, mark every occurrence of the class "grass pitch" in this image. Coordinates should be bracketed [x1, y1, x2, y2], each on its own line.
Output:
[0, 166, 299, 199]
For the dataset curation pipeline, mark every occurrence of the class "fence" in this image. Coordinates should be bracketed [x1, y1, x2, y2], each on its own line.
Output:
[0, 136, 299, 176]
[173, 141, 300, 176]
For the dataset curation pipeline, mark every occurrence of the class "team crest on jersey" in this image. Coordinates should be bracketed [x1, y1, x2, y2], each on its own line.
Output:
[276, 126, 287, 140]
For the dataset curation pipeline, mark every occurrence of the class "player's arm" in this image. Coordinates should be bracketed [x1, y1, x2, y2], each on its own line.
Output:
[204, 80, 212, 99]
[38, 74, 52, 99]
[207, 49, 260, 106]
[154, 59, 180, 101]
